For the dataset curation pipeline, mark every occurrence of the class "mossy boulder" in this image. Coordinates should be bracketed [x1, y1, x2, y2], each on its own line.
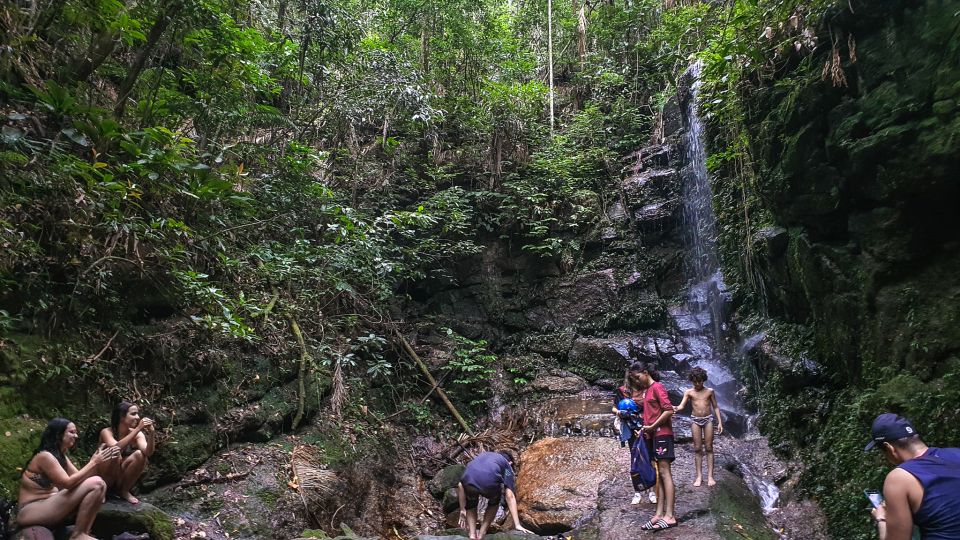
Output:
[427, 464, 464, 499]
[92, 500, 174, 540]
[142, 423, 217, 488]
[0, 415, 45, 500]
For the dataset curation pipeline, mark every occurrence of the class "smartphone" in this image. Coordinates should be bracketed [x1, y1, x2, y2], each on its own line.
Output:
[865, 489, 884, 508]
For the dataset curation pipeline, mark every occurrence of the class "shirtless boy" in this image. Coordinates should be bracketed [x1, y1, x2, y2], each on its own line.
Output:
[674, 367, 723, 487]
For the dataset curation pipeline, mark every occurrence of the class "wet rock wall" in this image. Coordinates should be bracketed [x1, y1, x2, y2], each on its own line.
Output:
[712, 0, 960, 537]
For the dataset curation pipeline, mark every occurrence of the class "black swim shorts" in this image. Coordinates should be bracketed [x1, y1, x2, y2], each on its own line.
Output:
[646, 435, 675, 462]
[463, 484, 502, 510]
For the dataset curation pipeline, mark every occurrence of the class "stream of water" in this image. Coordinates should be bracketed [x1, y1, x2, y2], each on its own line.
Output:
[675, 60, 782, 516]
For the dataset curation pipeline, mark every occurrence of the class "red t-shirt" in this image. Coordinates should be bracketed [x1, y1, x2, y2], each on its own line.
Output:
[642, 381, 674, 438]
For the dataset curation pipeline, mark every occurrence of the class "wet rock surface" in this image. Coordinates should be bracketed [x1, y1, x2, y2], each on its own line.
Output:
[516, 437, 624, 535]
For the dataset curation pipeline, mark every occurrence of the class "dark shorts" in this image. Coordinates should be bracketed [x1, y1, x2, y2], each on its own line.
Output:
[646, 435, 675, 462]
[463, 484, 501, 510]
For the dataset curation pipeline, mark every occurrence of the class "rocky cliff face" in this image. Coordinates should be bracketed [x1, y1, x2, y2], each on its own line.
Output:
[714, 0, 960, 536]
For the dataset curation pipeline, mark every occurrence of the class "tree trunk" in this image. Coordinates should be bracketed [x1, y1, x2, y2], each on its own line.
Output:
[66, 29, 121, 83]
[114, 1, 184, 117]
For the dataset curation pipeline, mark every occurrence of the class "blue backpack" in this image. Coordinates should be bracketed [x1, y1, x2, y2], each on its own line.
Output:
[630, 437, 657, 490]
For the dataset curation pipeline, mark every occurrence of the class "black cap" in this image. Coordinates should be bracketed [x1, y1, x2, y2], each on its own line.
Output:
[864, 413, 918, 452]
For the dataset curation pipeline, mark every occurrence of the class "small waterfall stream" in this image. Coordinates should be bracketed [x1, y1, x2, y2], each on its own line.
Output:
[675, 61, 781, 515]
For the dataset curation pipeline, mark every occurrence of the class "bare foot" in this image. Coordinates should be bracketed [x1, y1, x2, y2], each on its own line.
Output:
[120, 491, 140, 504]
[707, 477, 717, 487]
[693, 477, 702, 487]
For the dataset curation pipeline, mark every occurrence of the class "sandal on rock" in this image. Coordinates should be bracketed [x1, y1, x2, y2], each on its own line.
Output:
[650, 519, 675, 531]
[640, 519, 656, 530]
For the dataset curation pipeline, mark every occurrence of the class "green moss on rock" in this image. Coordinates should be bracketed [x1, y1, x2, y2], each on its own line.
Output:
[0, 416, 45, 500]
[92, 500, 174, 540]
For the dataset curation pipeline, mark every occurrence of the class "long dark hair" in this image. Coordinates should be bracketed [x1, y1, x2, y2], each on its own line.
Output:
[29, 417, 71, 471]
[111, 400, 135, 435]
[628, 361, 661, 383]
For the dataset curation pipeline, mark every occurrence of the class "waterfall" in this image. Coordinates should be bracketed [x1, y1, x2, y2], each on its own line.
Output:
[673, 61, 782, 517]
[674, 60, 728, 359]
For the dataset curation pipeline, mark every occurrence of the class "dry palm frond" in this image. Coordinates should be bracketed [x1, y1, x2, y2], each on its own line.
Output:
[290, 445, 338, 522]
[822, 35, 849, 88]
[330, 358, 346, 418]
[847, 33, 857, 64]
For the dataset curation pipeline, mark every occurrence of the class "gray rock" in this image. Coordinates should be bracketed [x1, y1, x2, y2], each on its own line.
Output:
[754, 226, 789, 259]
[92, 500, 173, 540]
[427, 464, 465, 499]
[526, 372, 588, 394]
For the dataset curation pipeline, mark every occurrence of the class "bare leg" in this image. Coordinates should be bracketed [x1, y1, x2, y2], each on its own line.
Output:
[17, 476, 106, 536]
[659, 461, 676, 525]
[118, 450, 146, 503]
[72, 477, 107, 539]
[691, 423, 703, 487]
[466, 509, 478, 540]
[705, 422, 716, 487]
[651, 460, 664, 522]
[98, 456, 121, 495]
[476, 499, 498, 539]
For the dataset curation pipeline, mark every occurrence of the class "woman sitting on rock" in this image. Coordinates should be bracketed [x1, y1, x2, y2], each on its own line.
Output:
[98, 401, 156, 504]
[18, 417, 120, 540]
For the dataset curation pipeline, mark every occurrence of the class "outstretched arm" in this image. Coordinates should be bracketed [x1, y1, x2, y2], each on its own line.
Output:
[35, 447, 119, 490]
[457, 482, 467, 528]
[505, 488, 532, 533]
[674, 390, 690, 412]
[710, 390, 723, 435]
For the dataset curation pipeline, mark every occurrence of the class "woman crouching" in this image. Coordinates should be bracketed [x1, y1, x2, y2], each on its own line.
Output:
[18, 418, 120, 540]
[98, 401, 155, 504]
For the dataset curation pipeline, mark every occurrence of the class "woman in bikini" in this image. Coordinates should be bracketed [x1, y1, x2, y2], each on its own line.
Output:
[98, 401, 156, 504]
[18, 418, 120, 540]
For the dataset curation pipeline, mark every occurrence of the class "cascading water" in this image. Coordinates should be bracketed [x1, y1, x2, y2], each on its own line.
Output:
[674, 61, 781, 515]
[678, 60, 726, 354]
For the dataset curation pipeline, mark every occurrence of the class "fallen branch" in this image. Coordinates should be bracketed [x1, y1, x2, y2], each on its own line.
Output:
[177, 459, 261, 489]
[84, 330, 120, 363]
[393, 327, 474, 436]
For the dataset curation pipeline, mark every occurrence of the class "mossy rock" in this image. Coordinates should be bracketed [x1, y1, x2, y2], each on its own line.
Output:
[91, 500, 174, 540]
[0, 416, 46, 500]
[709, 474, 778, 540]
[427, 464, 465, 499]
[142, 424, 217, 488]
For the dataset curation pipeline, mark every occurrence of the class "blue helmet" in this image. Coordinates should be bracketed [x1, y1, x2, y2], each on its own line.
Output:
[617, 398, 639, 413]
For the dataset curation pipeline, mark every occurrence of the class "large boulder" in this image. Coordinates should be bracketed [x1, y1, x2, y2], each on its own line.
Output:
[516, 437, 623, 535]
[526, 270, 619, 329]
[92, 500, 174, 540]
[566, 337, 632, 381]
[427, 464, 465, 499]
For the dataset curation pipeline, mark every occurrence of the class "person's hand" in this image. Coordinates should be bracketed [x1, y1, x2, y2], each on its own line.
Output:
[716, 424, 723, 435]
[140, 417, 155, 433]
[673, 405, 680, 412]
[458, 509, 467, 529]
[92, 445, 120, 464]
[642, 425, 655, 434]
[872, 503, 887, 524]
[514, 524, 533, 534]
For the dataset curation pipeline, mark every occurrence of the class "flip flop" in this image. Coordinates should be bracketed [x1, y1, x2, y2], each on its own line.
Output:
[640, 519, 656, 530]
[650, 518, 676, 531]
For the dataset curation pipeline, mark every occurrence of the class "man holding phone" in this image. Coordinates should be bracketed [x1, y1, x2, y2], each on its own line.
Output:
[864, 413, 960, 540]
